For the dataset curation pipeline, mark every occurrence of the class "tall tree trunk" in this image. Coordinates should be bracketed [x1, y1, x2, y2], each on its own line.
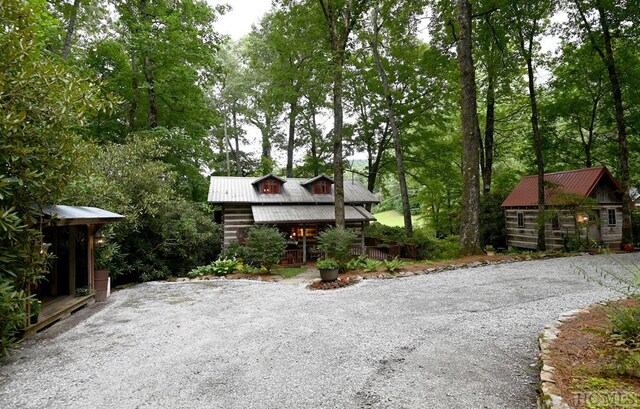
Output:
[143, 55, 158, 128]
[310, 107, 319, 177]
[232, 107, 241, 176]
[286, 99, 298, 177]
[457, 0, 482, 255]
[482, 71, 495, 194]
[519, 26, 546, 251]
[261, 119, 272, 174]
[369, 7, 412, 236]
[129, 52, 138, 131]
[332, 61, 346, 228]
[596, 2, 633, 247]
[61, 0, 81, 59]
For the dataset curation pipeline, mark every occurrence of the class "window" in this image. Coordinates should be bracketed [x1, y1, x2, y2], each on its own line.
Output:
[313, 180, 331, 194]
[608, 208, 617, 226]
[552, 213, 560, 230]
[517, 212, 525, 228]
[261, 179, 280, 194]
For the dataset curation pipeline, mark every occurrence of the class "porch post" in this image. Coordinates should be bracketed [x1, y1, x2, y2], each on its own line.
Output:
[302, 225, 307, 264]
[361, 221, 366, 254]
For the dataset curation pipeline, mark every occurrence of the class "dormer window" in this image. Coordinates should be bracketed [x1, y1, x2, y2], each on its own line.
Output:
[301, 174, 334, 195]
[262, 179, 280, 194]
[252, 174, 286, 195]
[314, 180, 331, 194]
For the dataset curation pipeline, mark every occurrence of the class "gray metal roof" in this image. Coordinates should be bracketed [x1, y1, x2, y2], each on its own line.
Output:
[301, 174, 334, 186]
[208, 176, 379, 204]
[252, 205, 376, 224]
[42, 205, 124, 225]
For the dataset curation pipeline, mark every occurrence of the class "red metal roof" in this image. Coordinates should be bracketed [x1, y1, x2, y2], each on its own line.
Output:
[501, 166, 622, 207]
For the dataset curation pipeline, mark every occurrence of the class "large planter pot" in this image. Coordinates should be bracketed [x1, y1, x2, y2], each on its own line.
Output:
[319, 268, 339, 282]
[94, 269, 110, 302]
[30, 314, 38, 325]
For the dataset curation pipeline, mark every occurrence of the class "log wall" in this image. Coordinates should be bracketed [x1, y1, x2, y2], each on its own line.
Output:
[222, 205, 254, 247]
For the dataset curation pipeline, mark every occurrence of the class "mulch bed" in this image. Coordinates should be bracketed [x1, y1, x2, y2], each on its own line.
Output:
[549, 298, 640, 408]
[307, 276, 361, 291]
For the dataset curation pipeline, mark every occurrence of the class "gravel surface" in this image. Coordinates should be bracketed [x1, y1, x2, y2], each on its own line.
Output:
[1, 253, 639, 409]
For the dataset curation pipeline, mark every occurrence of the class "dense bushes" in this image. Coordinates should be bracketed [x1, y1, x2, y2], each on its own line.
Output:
[65, 135, 223, 283]
[364, 223, 460, 260]
[632, 209, 640, 247]
[480, 192, 507, 248]
[318, 227, 358, 269]
[244, 226, 287, 273]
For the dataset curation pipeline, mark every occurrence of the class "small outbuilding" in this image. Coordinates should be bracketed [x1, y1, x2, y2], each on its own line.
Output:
[26, 205, 124, 336]
[208, 174, 379, 265]
[501, 166, 624, 250]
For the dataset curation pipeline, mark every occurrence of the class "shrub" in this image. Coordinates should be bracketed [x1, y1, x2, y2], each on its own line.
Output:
[429, 235, 460, 260]
[346, 256, 369, 271]
[480, 191, 507, 248]
[187, 257, 239, 278]
[632, 209, 640, 247]
[318, 227, 357, 269]
[610, 306, 640, 344]
[316, 258, 339, 270]
[383, 258, 406, 273]
[363, 259, 383, 273]
[0, 280, 27, 356]
[244, 226, 286, 273]
[222, 240, 252, 261]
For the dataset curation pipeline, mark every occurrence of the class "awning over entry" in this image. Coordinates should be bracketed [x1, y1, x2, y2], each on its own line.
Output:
[42, 205, 125, 226]
[251, 205, 375, 224]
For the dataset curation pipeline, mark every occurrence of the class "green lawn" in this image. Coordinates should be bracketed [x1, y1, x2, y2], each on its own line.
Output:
[272, 266, 307, 278]
[373, 210, 423, 227]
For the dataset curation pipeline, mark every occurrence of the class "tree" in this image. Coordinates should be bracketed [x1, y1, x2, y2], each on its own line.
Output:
[571, 0, 634, 248]
[318, 0, 369, 228]
[507, 0, 554, 251]
[456, 0, 482, 255]
[0, 0, 104, 353]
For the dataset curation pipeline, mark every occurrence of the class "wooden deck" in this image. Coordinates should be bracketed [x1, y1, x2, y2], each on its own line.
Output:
[24, 294, 94, 337]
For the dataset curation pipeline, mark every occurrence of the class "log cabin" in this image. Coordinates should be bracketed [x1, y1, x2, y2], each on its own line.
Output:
[501, 166, 624, 250]
[208, 174, 379, 265]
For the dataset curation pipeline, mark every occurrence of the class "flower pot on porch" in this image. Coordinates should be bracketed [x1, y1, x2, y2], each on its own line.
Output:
[94, 269, 110, 302]
[319, 268, 339, 282]
[30, 314, 39, 325]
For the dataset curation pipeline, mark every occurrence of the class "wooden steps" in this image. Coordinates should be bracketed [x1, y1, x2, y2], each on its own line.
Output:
[24, 294, 94, 337]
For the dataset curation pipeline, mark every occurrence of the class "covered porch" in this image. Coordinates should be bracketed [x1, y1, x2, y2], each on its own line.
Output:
[251, 205, 375, 266]
[26, 206, 123, 335]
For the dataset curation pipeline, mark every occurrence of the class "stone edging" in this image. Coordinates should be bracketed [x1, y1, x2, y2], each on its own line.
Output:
[537, 308, 588, 408]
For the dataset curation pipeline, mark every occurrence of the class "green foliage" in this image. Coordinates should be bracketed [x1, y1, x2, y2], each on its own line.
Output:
[188, 258, 238, 278]
[346, 256, 369, 271]
[316, 258, 340, 270]
[364, 223, 459, 260]
[632, 209, 640, 247]
[75, 287, 92, 297]
[0, 280, 27, 356]
[0, 0, 106, 354]
[480, 192, 507, 248]
[222, 240, 253, 261]
[383, 258, 406, 273]
[610, 307, 640, 345]
[244, 226, 286, 273]
[317, 227, 358, 269]
[65, 136, 223, 282]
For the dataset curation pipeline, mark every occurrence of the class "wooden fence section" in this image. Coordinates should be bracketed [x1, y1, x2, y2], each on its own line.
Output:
[350, 245, 400, 261]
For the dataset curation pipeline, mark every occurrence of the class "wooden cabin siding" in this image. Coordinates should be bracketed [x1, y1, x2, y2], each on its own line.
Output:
[222, 205, 254, 247]
[505, 206, 623, 250]
[590, 179, 621, 204]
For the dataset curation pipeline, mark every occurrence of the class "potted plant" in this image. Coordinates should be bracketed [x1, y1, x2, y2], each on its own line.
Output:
[317, 258, 340, 282]
[485, 245, 496, 256]
[30, 299, 41, 325]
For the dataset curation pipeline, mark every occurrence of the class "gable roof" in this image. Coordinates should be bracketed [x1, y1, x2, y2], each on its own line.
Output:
[208, 176, 379, 204]
[502, 166, 622, 207]
[300, 174, 334, 186]
[251, 174, 287, 186]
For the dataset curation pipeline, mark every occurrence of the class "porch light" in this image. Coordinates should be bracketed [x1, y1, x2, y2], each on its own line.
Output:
[95, 231, 106, 245]
[40, 242, 51, 255]
[577, 214, 589, 224]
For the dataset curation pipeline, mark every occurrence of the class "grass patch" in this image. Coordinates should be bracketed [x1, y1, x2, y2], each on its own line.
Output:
[272, 266, 307, 278]
[373, 210, 423, 227]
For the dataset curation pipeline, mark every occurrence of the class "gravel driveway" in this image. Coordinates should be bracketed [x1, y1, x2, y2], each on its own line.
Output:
[1, 253, 639, 409]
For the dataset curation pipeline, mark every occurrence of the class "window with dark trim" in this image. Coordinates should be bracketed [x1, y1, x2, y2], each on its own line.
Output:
[608, 208, 617, 226]
[261, 179, 280, 194]
[313, 180, 331, 194]
[517, 212, 525, 228]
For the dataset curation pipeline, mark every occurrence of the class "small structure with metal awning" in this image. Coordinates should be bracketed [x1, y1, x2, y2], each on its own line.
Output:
[208, 174, 379, 265]
[26, 205, 124, 336]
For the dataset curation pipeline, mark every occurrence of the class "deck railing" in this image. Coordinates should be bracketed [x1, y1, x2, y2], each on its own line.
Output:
[281, 249, 304, 266]
[350, 245, 401, 261]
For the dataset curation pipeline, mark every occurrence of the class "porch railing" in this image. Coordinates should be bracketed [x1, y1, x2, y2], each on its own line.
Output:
[281, 249, 304, 266]
[350, 245, 400, 261]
